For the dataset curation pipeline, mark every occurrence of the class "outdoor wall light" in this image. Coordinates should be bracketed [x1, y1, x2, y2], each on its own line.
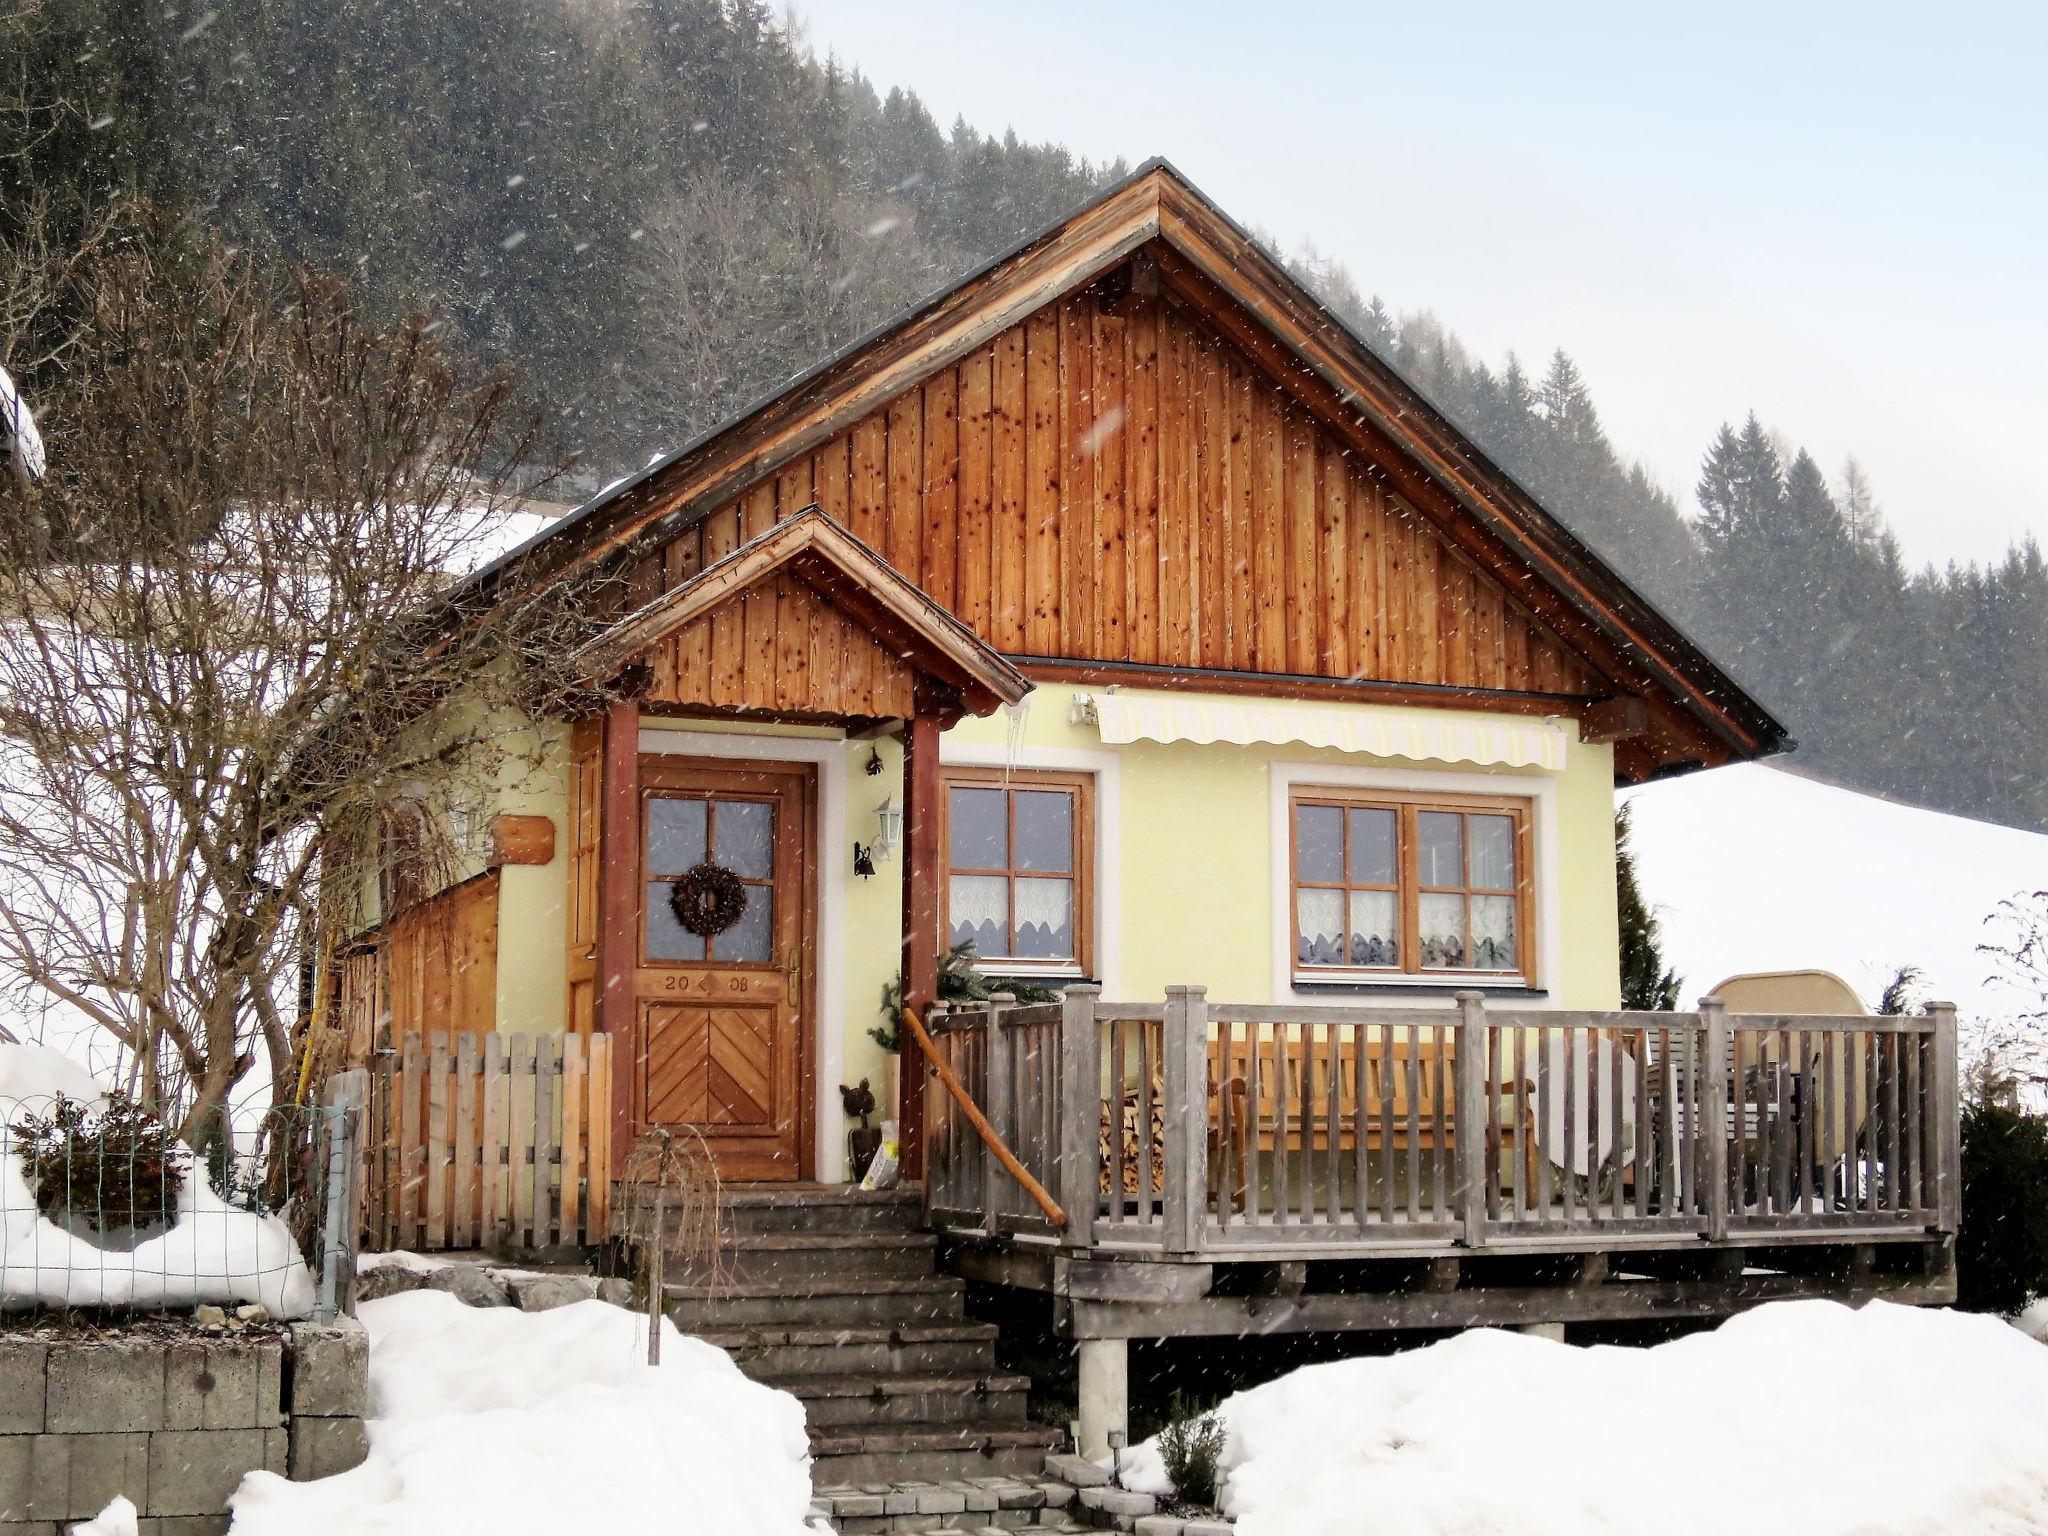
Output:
[854, 794, 903, 878]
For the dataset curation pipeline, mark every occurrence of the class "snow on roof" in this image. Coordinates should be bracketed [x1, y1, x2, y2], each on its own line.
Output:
[1621, 762, 2046, 1022]
[0, 364, 45, 484]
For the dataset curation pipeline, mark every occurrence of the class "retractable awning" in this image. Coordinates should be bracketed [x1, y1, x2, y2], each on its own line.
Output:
[1073, 691, 1570, 771]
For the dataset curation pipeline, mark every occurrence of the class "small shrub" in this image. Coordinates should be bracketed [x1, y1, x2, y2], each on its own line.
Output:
[1958, 1096, 2048, 1314]
[1157, 1393, 1227, 1509]
[11, 1093, 185, 1235]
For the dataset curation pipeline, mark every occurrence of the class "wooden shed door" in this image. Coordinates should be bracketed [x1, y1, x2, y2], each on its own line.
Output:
[634, 760, 812, 1182]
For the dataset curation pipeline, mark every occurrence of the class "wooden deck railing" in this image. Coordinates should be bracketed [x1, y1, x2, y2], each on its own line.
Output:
[920, 986, 1961, 1258]
[367, 1030, 614, 1253]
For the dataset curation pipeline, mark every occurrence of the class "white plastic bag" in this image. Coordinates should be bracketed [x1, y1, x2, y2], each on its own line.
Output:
[858, 1120, 900, 1191]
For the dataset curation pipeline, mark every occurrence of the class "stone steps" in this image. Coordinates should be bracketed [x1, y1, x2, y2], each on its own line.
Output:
[673, 1229, 942, 1287]
[699, 1320, 1004, 1378]
[806, 1422, 1067, 1485]
[663, 1273, 968, 1330]
[632, 1183, 1064, 1494]
[780, 1370, 1034, 1428]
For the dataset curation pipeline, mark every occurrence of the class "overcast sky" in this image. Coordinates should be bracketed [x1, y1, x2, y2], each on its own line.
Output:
[797, 2, 2045, 570]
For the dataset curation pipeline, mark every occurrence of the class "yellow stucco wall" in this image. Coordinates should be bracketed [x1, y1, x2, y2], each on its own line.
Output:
[933, 683, 1621, 1006]
[472, 687, 1623, 1138]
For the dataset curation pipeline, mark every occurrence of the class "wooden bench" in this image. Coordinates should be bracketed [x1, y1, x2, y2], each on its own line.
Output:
[1207, 1035, 1538, 1210]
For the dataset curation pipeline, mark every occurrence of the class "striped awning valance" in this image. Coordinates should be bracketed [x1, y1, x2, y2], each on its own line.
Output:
[1075, 692, 1569, 771]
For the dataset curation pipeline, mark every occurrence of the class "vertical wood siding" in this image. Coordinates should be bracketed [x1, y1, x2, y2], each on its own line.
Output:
[642, 288, 1597, 699]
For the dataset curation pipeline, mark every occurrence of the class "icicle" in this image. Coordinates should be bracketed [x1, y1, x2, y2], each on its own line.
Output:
[1001, 696, 1030, 789]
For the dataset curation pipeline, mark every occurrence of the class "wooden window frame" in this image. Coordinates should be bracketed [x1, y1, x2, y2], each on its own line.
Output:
[939, 765, 1095, 979]
[637, 785, 786, 970]
[1288, 786, 1535, 986]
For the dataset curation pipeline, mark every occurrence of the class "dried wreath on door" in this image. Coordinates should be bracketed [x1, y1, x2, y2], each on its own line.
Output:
[671, 861, 748, 937]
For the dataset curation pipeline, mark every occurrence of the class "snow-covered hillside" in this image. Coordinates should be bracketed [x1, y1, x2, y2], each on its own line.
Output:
[1621, 762, 2046, 1021]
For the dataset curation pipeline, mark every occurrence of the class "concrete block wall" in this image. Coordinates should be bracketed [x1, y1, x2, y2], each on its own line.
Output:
[0, 1317, 370, 1535]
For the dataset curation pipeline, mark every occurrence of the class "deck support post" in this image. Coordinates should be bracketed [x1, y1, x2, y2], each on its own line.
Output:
[1455, 991, 1488, 1249]
[1929, 1001, 1961, 1232]
[1059, 984, 1101, 1251]
[1076, 1336, 1128, 1461]
[1701, 995, 1730, 1241]
[1162, 985, 1208, 1254]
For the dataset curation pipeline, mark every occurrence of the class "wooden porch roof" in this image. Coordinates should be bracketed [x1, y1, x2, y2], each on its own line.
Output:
[574, 504, 1031, 721]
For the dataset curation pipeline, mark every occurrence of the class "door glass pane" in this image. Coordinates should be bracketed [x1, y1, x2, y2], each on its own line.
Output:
[1469, 815, 1516, 891]
[715, 884, 773, 963]
[645, 881, 706, 961]
[1294, 804, 1343, 884]
[949, 787, 1007, 869]
[949, 874, 1008, 956]
[1347, 807, 1397, 885]
[1471, 894, 1517, 970]
[646, 797, 707, 877]
[1012, 877, 1074, 959]
[1013, 790, 1073, 873]
[714, 800, 774, 879]
[1418, 812, 1464, 888]
[1296, 887, 1345, 965]
[1419, 892, 1468, 968]
[1348, 890, 1399, 967]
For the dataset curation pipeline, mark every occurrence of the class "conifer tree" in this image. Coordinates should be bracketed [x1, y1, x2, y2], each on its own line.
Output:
[1615, 806, 1681, 1011]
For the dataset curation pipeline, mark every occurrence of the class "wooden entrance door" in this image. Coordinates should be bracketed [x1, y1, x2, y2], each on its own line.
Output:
[633, 759, 813, 1181]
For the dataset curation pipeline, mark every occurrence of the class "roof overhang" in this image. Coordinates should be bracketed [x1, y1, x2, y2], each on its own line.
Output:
[575, 505, 1032, 719]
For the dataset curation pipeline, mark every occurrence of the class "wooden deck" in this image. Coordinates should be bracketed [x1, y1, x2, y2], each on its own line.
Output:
[920, 987, 1960, 1338]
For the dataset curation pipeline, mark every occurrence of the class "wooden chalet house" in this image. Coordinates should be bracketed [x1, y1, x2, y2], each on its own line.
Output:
[347, 162, 1961, 1473]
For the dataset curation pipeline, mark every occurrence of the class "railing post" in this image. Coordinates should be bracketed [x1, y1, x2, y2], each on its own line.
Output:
[982, 995, 1015, 1233]
[1700, 995, 1730, 1242]
[1162, 985, 1208, 1255]
[1058, 984, 1101, 1250]
[1929, 1001, 1961, 1233]
[1455, 991, 1488, 1249]
[922, 1000, 951, 1229]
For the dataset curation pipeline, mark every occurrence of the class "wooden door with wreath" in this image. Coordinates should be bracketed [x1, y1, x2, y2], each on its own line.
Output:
[632, 757, 813, 1182]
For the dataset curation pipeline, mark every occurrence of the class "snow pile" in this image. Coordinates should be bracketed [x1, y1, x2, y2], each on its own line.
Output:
[0, 1044, 315, 1317]
[230, 1290, 817, 1536]
[1622, 763, 2048, 1020]
[1119, 1300, 2048, 1536]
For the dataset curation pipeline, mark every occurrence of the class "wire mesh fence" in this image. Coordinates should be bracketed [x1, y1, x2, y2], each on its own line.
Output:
[0, 1068, 364, 1323]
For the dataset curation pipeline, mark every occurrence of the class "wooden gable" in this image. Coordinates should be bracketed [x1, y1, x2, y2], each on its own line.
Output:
[649, 568, 916, 718]
[577, 505, 1029, 723]
[636, 280, 1600, 705]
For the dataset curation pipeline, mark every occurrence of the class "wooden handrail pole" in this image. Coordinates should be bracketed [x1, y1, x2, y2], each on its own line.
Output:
[900, 1006, 1066, 1229]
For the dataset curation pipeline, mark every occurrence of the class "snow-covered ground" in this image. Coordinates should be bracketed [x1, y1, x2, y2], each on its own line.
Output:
[229, 1289, 817, 1535]
[1120, 1299, 2048, 1536]
[1622, 762, 2047, 1020]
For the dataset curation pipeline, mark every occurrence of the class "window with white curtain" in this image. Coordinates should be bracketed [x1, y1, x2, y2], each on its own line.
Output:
[941, 767, 1092, 976]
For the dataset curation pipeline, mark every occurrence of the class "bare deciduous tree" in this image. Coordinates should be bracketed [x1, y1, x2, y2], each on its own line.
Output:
[0, 209, 595, 1137]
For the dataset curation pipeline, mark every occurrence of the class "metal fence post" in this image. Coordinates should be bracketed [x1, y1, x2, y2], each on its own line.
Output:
[317, 1068, 369, 1320]
[1929, 1001, 1961, 1233]
[1700, 996, 1730, 1242]
[1455, 991, 1488, 1249]
[1058, 984, 1101, 1251]
[1162, 985, 1208, 1255]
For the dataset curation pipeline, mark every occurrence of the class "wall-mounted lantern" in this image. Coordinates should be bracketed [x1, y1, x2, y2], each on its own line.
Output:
[855, 793, 904, 879]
